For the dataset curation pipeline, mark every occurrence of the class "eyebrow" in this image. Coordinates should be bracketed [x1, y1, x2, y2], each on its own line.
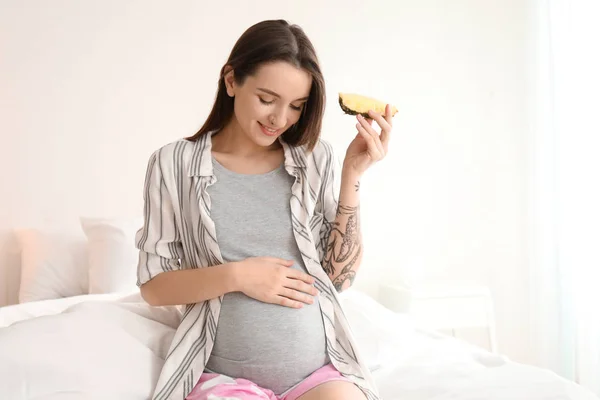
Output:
[257, 87, 309, 101]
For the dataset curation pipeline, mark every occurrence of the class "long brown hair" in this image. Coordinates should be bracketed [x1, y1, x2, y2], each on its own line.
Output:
[186, 19, 325, 151]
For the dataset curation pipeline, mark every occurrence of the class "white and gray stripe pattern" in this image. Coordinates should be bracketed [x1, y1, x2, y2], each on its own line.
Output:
[135, 131, 381, 400]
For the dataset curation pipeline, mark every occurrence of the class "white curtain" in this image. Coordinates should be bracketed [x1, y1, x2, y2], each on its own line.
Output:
[529, 0, 600, 395]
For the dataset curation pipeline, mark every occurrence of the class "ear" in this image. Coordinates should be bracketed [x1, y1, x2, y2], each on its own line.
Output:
[222, 65, 236, 97]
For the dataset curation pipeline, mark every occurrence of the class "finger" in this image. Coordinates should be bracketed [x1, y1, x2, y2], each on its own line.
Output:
[275, 295, 304, 309]
[285, 278, 318, 296]
[384, 103, 394, 126]
[356, 122, 383, 161]
[287, 268, 315, 285]
[265, 257, 294, 266]
[367, 109, 392, 133]
[280, 287, 314, 305]
[357, 114, 385, 156]
[367, 109, 392, 154]
[357, 117, 384, 157]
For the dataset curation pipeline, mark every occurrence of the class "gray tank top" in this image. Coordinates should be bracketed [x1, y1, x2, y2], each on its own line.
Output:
[204, 155, 330, 394]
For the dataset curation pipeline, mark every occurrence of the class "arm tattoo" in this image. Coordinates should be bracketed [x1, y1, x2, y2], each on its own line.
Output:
[355, 181, 360, 192]
[322, 204, 362, 291]
[331, 249, 360, 291]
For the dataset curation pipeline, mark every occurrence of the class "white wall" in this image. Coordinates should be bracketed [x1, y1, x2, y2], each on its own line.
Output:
[0, 0, 532, 364]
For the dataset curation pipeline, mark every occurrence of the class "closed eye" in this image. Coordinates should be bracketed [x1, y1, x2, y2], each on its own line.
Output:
[260, 96, 304, 112]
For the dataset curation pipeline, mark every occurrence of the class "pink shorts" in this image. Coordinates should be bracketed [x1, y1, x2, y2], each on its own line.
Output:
[185, 363, 352, 400]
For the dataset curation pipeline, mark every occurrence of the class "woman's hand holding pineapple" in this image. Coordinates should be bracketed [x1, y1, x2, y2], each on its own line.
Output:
[338, 93, 397, 177]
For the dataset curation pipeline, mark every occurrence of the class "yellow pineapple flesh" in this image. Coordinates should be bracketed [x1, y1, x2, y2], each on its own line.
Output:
[338, 93, 398, 118]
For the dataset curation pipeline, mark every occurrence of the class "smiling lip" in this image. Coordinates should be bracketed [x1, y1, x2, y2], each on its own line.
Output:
[259, 122, 280, 137]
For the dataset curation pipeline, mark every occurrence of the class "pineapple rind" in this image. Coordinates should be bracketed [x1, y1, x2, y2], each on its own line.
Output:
[338, 96, 371, 118]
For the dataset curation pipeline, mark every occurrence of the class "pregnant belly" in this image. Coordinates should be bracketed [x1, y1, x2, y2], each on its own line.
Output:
[206, 291, 330, 394]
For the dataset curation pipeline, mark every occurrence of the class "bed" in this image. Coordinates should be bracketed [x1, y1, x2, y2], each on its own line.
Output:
[0, 219, 597, 399]
[0, 289, 597, 400]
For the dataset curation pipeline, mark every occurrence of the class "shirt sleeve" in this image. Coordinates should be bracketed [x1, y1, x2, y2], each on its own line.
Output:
[316, 141, 342, 264]
[135, 150, 184, 287]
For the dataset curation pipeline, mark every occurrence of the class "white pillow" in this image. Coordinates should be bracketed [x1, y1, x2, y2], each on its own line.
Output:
[15, 228, 89, 303]
[80, 217, 143, 294]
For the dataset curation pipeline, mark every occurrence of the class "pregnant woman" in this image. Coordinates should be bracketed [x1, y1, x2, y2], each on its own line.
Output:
[135, 19, 394, 400]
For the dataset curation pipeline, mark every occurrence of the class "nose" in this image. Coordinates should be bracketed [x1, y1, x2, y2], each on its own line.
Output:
[270, 107, 287, 128]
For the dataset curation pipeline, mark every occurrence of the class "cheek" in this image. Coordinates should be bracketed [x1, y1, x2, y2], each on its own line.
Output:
[234, 97, 259, 125]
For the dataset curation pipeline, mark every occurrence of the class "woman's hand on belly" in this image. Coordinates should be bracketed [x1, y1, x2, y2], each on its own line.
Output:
[232, 257, 319, 309]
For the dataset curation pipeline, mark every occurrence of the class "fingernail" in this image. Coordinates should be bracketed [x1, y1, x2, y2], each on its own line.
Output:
[357, 114, 363, 120]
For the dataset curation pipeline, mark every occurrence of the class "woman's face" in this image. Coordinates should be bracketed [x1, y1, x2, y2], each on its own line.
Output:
[225, 61, 312, 148]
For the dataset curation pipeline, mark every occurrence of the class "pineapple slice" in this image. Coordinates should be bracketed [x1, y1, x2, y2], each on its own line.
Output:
[338, 92, 398, 118]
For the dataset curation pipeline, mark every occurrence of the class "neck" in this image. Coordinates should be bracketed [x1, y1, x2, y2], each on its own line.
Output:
[212, 118, 280, 157]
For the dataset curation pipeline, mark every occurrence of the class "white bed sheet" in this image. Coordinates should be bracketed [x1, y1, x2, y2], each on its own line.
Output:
[0, 290, 597, 400]
[0, 292, 136, 328]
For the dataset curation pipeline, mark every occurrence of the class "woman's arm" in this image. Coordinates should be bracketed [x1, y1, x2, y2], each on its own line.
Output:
[141, 257, 317, 307]
[321, 106, 394, 292]
[140, 263, 239, 306]
[321, 168, 363, 292]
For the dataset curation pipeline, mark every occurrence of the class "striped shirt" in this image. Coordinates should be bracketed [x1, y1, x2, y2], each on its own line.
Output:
[135, 131, 380, 400]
